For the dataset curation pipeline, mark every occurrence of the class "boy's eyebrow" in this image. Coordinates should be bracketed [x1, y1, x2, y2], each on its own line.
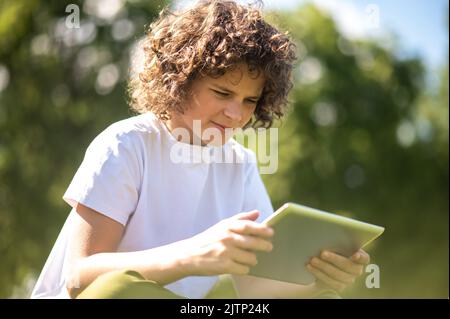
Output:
[211, 84, 261, 99]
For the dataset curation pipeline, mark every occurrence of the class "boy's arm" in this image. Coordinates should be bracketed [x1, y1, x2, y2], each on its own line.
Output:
[66, 203, 192, 298]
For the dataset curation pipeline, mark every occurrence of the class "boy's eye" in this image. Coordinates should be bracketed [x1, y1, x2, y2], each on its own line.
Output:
[213, 90, 229, 97]
[212, 89, 258, 104]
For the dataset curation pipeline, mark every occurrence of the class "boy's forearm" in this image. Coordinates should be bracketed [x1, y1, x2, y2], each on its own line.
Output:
[232, 275, 324, 299]
[271, 281, 323, 298]
[67, 239, 194, 298]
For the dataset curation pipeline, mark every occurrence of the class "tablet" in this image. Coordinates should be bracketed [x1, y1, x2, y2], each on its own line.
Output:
[248, 202, 385, 285]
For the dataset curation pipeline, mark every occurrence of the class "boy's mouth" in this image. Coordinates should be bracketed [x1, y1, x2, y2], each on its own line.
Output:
[210, 121, 231, 132]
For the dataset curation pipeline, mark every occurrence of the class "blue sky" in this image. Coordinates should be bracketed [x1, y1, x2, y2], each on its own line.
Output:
[366, 0, 448, 70]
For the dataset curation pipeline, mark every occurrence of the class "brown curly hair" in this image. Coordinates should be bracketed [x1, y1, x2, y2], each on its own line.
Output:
[128, 0, 297, 128]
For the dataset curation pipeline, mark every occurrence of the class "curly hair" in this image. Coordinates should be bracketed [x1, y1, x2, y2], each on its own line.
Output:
[128, 0, 297, 128]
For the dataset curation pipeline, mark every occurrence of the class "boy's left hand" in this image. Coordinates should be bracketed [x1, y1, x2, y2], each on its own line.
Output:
[306, 249, 370, 293]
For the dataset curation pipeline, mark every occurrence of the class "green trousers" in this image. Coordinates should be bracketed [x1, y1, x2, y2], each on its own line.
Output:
[76, 269, 341, 299]
[76, 269, 237, 299]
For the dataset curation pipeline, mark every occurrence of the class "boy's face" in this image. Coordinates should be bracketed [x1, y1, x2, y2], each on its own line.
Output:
[167, 63, 265, 146]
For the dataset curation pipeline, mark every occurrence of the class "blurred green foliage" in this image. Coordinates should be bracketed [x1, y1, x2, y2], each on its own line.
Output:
[0, 0, 168, 297]
[0, 1, 448, 298]
[260, 5, 448, 298]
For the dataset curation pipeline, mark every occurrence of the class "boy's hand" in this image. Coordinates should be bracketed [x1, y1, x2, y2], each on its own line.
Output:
[306, 249, 370, 293]
[183, 210, 274, 277]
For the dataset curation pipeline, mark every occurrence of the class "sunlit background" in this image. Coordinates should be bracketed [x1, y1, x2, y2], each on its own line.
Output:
[0, 0, 448, 298]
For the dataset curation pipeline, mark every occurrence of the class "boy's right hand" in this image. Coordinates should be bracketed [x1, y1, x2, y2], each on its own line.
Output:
[182, 210, 274, 276]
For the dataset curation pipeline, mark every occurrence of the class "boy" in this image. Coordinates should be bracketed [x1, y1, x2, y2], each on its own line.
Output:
[31, 0, 369, 299]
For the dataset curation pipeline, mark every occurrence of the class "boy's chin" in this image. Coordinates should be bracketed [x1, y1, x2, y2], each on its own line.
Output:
[200, 136, 229, 147]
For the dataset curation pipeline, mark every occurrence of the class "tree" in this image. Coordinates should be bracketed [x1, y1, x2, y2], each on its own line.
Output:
[0, 0, 168, 297]
[260, 4, 448, 297]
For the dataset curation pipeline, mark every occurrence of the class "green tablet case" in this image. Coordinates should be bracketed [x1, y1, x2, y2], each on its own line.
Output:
[248, 202, 385, 285]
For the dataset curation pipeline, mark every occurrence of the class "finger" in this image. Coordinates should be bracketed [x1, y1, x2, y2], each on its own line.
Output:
[310, 257, 355, 284]
[320, 251, 364, 276]
[230, 233, 273, 252]
[351, 249, 370, 265]
[227, 260, 250, 275]
[229, 220, 274, 238]
[233, 210, 260, 221]
[306, 264, 346, 292]
[228, 247, 258, 267]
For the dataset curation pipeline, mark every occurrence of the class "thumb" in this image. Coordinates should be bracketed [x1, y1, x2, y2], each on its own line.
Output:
[234, 210, 260, 221]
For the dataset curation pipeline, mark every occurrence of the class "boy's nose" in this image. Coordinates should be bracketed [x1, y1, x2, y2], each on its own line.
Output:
[223, 102, 243, 123]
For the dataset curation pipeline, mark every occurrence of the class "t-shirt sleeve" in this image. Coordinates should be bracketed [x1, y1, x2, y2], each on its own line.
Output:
[63, 126, 141, 226]
[242, 150, 274, 224]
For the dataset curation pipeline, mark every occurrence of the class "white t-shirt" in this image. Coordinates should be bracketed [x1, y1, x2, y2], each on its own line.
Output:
[30, 112, 274, 299]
